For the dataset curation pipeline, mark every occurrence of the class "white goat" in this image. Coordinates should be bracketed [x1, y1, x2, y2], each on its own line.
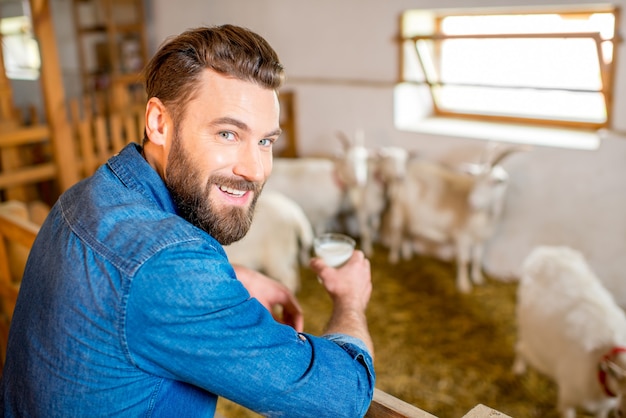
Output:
[265, 131, 387, 258]
[223, 190, 314, 293]
[384, 143, 523, 293]
[263, 157, 345, 236]
[333, 130, 386, 257]
[514, 245, 626, 418]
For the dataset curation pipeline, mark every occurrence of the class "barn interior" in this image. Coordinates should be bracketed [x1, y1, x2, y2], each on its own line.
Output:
[1, 1, 626, 417]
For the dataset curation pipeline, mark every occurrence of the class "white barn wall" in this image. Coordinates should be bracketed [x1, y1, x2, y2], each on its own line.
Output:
[149, 0, 626, 307]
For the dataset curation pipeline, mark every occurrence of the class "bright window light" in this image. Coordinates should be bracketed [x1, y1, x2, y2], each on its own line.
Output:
[1, 15, 41, 80]
[399, 8, 618, 130]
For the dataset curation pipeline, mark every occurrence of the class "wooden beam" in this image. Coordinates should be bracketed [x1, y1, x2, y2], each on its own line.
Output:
[0, 42, 16, 121]
[0, 125, 50, 147]
[0, 163, 56, 190]
[29, 0, 80, 192]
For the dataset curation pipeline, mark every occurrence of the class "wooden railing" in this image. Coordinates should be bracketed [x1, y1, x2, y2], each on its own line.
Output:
[0, 99, 145, 206]
[366, 395, 512, 418]
[0, 122, 55, 202]
[68, 97, 145, 179]
[0, 203, 40, 367]
[365, 388, 437, 417]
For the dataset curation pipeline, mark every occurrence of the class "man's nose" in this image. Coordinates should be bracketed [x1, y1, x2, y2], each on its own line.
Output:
[233, 144, 266, 183]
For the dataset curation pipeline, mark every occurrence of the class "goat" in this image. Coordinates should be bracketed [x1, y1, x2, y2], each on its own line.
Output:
[514, 245, 626, 418]
[223, 190, 314, 294]
[383, 143, 524, 293]
[333, 130, 386, 257]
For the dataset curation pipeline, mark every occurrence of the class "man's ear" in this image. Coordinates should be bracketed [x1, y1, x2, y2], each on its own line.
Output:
[145, 97, 170, 146]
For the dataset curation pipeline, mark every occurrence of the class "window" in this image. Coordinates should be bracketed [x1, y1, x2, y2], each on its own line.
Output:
[1, 15, 41, 80]
[398, 6, 619, 130]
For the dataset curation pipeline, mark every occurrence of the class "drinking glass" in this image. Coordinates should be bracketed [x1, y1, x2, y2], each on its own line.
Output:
[313, 233, 356, 267]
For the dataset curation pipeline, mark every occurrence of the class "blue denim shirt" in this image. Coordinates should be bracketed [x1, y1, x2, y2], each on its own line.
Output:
[1, 143, 375, 417]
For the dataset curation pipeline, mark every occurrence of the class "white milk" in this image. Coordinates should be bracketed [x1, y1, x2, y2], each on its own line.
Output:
[315, 241, 354, 267]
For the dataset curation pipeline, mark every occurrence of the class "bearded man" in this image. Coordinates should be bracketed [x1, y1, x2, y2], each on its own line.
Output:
[1, 25, 375, 417]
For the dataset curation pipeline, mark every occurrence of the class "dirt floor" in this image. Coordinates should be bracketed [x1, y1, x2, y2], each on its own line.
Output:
[217, 244, 582, 418]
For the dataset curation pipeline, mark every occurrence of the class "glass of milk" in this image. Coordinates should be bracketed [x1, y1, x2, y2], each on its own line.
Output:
[313, 233, 356, 267]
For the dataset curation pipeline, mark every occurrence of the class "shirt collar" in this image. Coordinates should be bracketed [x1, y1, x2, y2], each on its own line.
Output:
[107, 143, 179, 215]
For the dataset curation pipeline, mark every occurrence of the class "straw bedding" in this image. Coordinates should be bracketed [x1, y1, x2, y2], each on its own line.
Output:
[217, 244, 570, 418]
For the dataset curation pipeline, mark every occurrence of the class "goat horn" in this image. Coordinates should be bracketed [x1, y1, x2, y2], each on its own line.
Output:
[336, 131, 352, 150]
[489, 144, 531, 167]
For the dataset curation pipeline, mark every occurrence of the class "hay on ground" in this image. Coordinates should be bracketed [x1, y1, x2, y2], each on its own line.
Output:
[218, 244, 567, 418]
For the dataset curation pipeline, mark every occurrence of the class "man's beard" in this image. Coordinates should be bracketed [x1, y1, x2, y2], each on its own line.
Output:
[164, 131, 263, 245]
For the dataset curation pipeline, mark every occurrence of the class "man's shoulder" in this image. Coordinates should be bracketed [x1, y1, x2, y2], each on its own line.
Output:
[57, 178, 219, 276]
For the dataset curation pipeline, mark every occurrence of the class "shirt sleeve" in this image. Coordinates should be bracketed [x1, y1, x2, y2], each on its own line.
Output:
[124, 238, 375, 417]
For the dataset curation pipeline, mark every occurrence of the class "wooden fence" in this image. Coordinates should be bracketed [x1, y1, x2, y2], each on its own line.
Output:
[0, 97, 145, 205]
[68, 97, 144, 179]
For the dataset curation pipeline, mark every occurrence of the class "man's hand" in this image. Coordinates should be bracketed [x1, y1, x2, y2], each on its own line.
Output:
[232, 265, 304, 332]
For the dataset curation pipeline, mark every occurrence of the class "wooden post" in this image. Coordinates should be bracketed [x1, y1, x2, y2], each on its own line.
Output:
[29, 0, 80, 192]
[0, 44, 16, 121]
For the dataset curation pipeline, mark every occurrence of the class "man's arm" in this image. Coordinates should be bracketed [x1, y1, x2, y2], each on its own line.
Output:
[309, 250, 374, 357]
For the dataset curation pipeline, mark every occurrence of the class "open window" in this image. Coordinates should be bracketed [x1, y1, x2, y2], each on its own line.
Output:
[397, 6, 619, 131]
[1, 1, 41, 81]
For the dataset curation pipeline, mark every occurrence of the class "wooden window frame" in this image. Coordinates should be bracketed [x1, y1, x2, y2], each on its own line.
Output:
[399, 7, 621, 130]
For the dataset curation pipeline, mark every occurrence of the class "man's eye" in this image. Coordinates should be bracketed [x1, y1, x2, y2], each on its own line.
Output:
[259, 138, 274, 147]
[219, 131, 235, 140]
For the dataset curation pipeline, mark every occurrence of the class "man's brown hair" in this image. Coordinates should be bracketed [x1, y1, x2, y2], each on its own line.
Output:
[142, 24, 285, 127]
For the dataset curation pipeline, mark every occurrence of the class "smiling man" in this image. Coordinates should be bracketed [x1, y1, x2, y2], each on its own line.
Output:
[0, 25, 375, 417]
[147, 70, 277, 245]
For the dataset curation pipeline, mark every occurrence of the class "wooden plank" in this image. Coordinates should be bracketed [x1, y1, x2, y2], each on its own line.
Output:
[0, 236, 12, 294]
[0, 146, 28, 201]
[0, 40, 16, 121]
[0, 164, 56, 190]
[135, 108, 145, 143]
[121, 103, 145, 144]
[29, 0, 80, 191]
[278, 91, 297, 158]
[69, 98, 81, 124]
[0, 209, 39, 320]
[0, 125, 50, 147]
[110, 114, 125, 152]
[365, 389, 438, 418]
[0, 123, 51, 200]
[93, 116, 109, 167]
[461, 404, 513, 418]
[0, 211, 39, 249]
[77, 119, 96, 178]
[0, 207, 40, 371]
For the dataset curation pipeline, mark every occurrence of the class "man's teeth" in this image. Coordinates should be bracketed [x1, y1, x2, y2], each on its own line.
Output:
[219, 185, 246, 197]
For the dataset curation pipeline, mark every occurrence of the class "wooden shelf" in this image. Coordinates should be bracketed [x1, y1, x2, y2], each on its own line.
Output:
[72, 0, 148, 111]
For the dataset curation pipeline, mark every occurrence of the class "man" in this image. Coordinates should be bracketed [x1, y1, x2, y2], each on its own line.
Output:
[1, 25, 375, 417]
